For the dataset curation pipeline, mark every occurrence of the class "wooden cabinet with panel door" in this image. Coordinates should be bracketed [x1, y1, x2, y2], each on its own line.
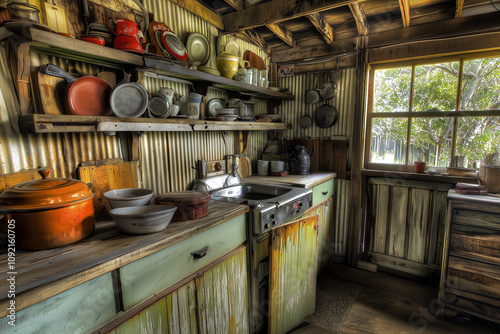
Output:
[108, 246, 250, 334]
[269, 214, 319, 334]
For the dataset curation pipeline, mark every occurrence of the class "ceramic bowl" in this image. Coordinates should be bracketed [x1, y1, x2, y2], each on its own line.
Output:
[216, 52, 239, 79]
[110, 205, 177, 234]
[104, 188, 154, 209]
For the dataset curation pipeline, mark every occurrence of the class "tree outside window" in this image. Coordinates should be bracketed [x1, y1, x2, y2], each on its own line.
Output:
[367, 55, 500, 169]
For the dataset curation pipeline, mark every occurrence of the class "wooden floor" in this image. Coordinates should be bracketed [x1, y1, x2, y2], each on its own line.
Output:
[292, 263, 500, 334]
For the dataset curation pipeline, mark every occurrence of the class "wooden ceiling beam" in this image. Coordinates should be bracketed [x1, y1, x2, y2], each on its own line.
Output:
[271, 12, 500, 63]
[348, 3, 368, 36]
[266, 23, 299, 48]
[306, 12, 335, 44]
[455, 0, 464, 18]
[271, 38, 357, 63]
[168, 0, 224, 30]
[223, 0, 245, 11]
[398, 0, 411, 28]
[223, 0, 366, 32]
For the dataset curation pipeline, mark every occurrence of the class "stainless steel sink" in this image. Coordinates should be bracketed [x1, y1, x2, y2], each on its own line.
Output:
[210, 182, 313, 234]
[210, 183, 292, 203]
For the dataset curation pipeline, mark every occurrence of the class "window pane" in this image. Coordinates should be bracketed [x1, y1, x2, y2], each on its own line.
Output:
[412, 62, 459, 112]
[460, 57, 500, 111]
[455, 117, 500, 167]
[370, 118, 408, 164]
[373, 67, 411, 113]
[410, 118, 452, 167]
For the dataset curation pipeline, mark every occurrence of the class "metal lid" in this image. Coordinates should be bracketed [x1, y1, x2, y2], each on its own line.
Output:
[0, 169, 94, 211]
[155, 191, 211, 205]
[315, 105, 338, 128]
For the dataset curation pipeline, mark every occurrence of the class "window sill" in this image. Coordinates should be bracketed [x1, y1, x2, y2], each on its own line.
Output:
[361, 169, 478, 184]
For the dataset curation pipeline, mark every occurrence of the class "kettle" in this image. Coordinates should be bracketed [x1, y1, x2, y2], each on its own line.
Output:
[288, 145, 315, 175]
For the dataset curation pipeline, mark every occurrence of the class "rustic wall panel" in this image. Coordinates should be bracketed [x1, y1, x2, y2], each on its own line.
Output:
[0, 46, 123, 178]
[367, 178, 453, 279]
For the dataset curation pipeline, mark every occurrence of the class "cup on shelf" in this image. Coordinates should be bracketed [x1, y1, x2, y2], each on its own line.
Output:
[257, 160, 269, 176]
[271, 160, 284, 172]
[258, 70, 269, 88]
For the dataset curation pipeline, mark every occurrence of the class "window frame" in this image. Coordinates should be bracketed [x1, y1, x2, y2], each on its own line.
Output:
[364, 51, 500, 171]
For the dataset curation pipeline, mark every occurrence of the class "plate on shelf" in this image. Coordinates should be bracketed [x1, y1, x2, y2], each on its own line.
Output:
[186, 32, 210, 66]
[161, 31, 189, 61]
[225, 41, 240, 58]
[155, 31, 173, 59]
[148, 21, 173, 56]
[205, 117, 226, 121]
[207, 98, 227, 117]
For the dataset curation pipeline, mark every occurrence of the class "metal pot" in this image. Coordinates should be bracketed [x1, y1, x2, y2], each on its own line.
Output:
[0, 169, 95, 250]
[315, 105, 338, 128]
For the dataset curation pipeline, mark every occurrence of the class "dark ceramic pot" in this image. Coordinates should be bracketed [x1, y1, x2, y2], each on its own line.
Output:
[288, 145, 315, 175]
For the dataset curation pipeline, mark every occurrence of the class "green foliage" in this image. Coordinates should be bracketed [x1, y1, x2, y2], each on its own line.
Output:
[371, 56, 500, 167]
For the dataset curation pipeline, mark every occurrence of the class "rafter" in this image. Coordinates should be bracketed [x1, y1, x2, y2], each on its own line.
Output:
[223, 0, 366, 32]
[223, 0, 245, 11]
[221, 30, 271, 54]
[398, 0, 411, 28]
[455, 0, 464, 18]
[349, 3, 368, 36]
[306, 12, 335, 44]
[266, 23, 299, 48]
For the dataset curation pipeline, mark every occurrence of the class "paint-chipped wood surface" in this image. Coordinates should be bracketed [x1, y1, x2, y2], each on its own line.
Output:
[366, 178, 452, 280]
[269, 215, 319, 334]
[245, 172, 335, 188]
[0, 200, 249, 317]
[439, 194, 500, 323]
[109, 247, 249, 334]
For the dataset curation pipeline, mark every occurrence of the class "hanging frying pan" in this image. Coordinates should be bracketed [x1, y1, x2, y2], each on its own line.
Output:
[314, 105, 338, 128]
[306, 73, 320, 104]
[299, 109, 313, 129]
[328, 69, 341, 83]
[40, 64, 112, 116]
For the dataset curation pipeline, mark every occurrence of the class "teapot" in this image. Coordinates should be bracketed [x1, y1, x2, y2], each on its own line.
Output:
[287, 145, 315, 175]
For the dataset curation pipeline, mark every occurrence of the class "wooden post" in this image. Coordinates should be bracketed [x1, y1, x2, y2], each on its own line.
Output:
[347, 36, 368, 267]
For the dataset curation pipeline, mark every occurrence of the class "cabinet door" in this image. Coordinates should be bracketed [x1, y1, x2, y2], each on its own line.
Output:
[110, 280, 198, 334]
[317, 198, 333, 271]
[269, 214, 319, 334]
[197, 247, 250, 334]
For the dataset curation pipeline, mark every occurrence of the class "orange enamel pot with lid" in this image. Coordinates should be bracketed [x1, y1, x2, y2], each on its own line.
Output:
[0, 169, 95, 250]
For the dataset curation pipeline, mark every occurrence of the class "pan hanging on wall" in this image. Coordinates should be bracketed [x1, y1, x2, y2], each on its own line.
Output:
[314, 105, 338, 128]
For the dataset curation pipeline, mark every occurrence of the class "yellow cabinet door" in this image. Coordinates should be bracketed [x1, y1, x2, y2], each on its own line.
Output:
[269, 214, 319, 334]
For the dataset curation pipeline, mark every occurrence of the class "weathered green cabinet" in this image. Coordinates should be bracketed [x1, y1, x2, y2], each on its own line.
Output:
[269, 214, 319, 334]
[110, 247, 250, 334]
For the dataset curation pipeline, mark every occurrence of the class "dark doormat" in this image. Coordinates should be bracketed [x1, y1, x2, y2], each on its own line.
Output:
[305, 272, 362, 333]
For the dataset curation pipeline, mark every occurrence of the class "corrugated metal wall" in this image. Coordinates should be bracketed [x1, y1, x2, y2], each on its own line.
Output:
[0, 44, 123, 178]
[333, 179, 350, 257]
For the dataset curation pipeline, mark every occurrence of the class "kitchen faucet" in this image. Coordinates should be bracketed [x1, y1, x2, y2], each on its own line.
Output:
[224, 154, 243, 187]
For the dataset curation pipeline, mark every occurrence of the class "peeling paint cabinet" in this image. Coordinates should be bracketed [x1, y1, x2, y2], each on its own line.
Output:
[110, 247, 249, 334]
[269, 214, 319, 334]
[104, 215, 250, 333]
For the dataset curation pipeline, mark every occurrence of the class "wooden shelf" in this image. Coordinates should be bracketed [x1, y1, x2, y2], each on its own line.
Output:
[24, 27, 144, 67]
[143, 57, 295, 100]
[18, 114, 292, 134]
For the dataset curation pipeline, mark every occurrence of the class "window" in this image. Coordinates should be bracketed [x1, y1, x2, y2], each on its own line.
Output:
[366, 54, 500, 169]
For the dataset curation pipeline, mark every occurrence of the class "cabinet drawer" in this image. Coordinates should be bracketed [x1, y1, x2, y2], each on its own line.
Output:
[312, 179, 334, 207]
[450, 224, 500, 263]
[120, 215, 246, 310]
[452, 209, 500, 231]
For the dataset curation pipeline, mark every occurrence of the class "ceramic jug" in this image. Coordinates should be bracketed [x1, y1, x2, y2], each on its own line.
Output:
[288, 145, 315, 175]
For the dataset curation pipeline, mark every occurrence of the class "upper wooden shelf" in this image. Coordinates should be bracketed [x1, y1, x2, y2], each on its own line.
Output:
[15, 27, 294, 100]
[18, 114, 292, 134]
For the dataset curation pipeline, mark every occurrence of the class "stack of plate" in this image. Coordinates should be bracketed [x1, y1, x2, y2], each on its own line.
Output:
[198, 65, 220, 76]
[271, 161, 284, 172]
[88, 22, 113, 47]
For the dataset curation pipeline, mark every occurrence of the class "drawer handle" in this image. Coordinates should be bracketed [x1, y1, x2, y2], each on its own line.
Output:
[191, 246, 209, 259]
[322, 191, 329, 196]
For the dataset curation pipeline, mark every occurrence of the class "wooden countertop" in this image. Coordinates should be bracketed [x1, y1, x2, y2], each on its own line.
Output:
[244, 172, 336, 188]
[0, 200, 249, 316]
[448, 189, 500, 206]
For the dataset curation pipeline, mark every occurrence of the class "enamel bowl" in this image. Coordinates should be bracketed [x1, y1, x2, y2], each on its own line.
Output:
[216, 52, 239, 79]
